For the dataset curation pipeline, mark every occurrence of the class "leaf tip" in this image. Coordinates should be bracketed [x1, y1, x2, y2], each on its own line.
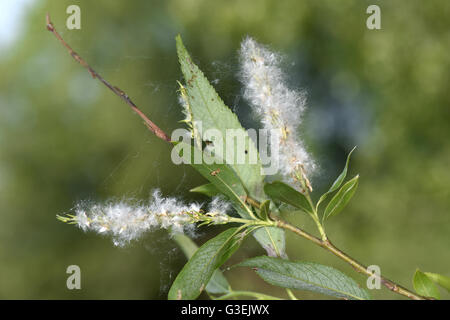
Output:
[175, 34, 186, 55]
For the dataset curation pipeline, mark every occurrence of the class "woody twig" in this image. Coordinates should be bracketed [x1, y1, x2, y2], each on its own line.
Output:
[46, 13, 171, 142]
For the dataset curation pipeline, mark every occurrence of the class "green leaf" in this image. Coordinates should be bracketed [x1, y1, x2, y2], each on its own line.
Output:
[172, 233, 230, 295]
[425, 272, 450, 293]
[317, 146, 356, 210]
[323, 175, 359, 220]
[176, 36, 286, 258]
[175, 35, 263, 198]
[253, 227, 286, 258]
[264, 181, 313, 214]
[238, 256, 370, 300]
[168, 227, 249, 300]
[175, 142, 286, 257]
[258, 200, 271, 221]
[413, 269, 440, 299]
[190, 183, 220, 197]
[174, 142, 254, 218]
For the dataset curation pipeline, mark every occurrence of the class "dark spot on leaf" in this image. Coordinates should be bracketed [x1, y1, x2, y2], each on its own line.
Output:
[210, 168, 221, 176]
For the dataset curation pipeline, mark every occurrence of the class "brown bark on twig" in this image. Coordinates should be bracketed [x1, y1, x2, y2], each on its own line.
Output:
[46, 13, 171, 142]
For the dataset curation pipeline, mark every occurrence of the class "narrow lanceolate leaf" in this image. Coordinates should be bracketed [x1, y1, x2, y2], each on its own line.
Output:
[176, 36, 286, 258]
[413, 269, 440, 299]
[169, 227, 249, 300]
[172, 233, 230, 295]
[264, 181, 313, 214]
[425, 272, 450, 293]
[238, 256, 370, 300]
[175, 35, 263, 198]
[317, 146, 356, 209]
[253, 227, 286, 258]
[190, 183, 220, 197]
[323, 175, 359, 221]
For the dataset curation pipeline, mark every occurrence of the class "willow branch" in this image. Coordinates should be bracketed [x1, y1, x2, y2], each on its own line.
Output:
[272, 217, 426, 300]
[45, 13, 171, 142]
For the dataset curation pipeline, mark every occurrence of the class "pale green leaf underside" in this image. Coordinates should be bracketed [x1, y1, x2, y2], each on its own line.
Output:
[424, 272, 450, 293]
[413, 269, 440, 299]
[238, 256, 370, 300]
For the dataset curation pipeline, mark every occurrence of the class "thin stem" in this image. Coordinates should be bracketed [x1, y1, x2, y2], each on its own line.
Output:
[45, 13, 171, 142]
[215, 290, 282, 300]
[273, 218, 426, 300]
[285, 288, 298, 300]
[310, 211, 328, 241]
[245, 196, 261, 210]
[293, 169, 328, 241]
[227, 217, 272, 226]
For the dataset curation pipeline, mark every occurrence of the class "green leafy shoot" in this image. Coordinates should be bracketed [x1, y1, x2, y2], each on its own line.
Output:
[316, 146, 356, 211]
[323, 175, 359, 221]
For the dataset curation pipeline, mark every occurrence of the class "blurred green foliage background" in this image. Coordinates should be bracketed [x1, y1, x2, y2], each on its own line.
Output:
[0, 0, 449, 299]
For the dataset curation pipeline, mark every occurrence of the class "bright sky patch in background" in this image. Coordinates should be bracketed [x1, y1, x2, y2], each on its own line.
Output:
[0, 0, 35, 52]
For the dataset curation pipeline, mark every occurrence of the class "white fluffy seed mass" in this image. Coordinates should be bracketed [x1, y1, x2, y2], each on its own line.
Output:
[239, 37, 316, 184]
[72, 190, 229, 247]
